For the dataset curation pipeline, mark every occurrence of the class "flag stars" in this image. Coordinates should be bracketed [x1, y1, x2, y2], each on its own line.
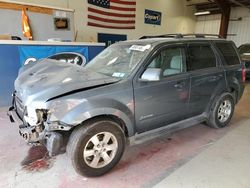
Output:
[89, 0, 110, 8]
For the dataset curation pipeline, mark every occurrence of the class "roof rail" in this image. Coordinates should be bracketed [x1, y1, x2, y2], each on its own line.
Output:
[139, 34, 183, 39]
[182, 34, 223, 38]
[139, 33, 223, 40]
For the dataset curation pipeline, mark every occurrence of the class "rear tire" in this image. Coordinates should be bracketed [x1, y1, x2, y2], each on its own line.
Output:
[206, 93, 235, 129]
[67, 118, 125, 177]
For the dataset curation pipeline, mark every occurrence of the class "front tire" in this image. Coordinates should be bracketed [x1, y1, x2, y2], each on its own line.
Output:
[67, 118, 125, 177]
[206, 93, 235, 128]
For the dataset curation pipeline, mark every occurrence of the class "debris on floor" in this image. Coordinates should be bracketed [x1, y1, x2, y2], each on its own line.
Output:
[21, 145, 53, 172]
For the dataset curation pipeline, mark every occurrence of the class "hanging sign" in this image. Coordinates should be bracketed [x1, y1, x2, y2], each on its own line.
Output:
[144, 9, 162, 25]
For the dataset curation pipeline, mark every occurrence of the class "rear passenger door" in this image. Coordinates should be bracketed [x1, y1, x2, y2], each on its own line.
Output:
[187, 42, 226, 116]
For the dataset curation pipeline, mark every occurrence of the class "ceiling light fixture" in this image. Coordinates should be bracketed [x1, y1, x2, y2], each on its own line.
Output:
[194, 11, 211, 16]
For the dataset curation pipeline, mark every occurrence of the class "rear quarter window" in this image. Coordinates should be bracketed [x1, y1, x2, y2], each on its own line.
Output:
[215, 42, 240, 66]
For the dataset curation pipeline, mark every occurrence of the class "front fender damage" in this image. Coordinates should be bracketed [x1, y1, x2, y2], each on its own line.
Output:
[9, 104, 67, 156]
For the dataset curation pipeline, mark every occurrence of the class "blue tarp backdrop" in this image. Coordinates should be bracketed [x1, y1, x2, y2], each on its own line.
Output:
[18, 46, 89, 66]
[0, 44, 104, 106]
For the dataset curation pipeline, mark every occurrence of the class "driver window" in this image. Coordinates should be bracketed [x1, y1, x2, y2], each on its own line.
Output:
[147, 47, 185, 78]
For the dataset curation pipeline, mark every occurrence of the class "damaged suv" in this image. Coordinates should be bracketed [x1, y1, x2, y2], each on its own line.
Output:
[8, 34, 245, 177]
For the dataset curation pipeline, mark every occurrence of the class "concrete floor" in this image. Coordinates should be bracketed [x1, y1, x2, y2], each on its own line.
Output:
[0, 84, 249, 188]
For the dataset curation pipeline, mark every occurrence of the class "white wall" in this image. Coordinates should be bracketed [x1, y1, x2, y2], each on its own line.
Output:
[195, 14, 221, 35]
[70, 0, 196, 41]
[227, 7, 250, 47]
[195, 7, 250, 47]
[0, 9, 75, 41]
[7, 0, 196, 42]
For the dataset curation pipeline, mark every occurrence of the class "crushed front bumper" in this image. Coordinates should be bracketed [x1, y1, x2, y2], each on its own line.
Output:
[8, 105, 41, 143]
[7, 105, 63, 156]
[8, 106, 23, 125]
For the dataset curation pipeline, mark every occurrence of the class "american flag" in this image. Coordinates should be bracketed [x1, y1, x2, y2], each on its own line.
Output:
[87, 0, 136, 29]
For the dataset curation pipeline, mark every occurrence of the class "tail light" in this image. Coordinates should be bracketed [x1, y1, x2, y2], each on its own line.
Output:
[242, 66, 246, 83]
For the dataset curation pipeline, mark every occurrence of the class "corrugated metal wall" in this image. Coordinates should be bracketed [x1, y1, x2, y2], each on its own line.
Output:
[227, 7, 250, 47]
[195, 14, 221, 34]
[195, 7, 250, 47]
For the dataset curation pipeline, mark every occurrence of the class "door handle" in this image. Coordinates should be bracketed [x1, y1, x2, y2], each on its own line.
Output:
[174, 81, 185, 88]
[209, 75, 221, 81]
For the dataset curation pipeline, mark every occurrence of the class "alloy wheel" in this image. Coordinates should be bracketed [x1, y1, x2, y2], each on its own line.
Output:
[83, 132, 118, 168]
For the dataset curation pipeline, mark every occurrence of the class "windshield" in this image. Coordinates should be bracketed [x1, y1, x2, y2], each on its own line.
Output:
[85, 43, 151, 79]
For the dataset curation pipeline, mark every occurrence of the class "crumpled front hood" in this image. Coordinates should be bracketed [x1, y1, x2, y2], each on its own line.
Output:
[15, 59, 119, 106]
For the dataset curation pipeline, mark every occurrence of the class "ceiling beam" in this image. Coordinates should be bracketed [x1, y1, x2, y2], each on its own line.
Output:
[229, 0, 250, 9]
[214, 0, 231, 38]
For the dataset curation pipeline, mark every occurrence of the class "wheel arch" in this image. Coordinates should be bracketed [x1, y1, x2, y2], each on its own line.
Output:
[227, 77, 241, 104]
[78, 114, 130, 137]
[206, 91, 235, 128]
[206, 90, 235, 115]
[63, 107, 135, 137]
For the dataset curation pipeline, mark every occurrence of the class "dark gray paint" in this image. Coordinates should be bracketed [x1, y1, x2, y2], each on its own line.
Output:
[11, 38, 245, 144]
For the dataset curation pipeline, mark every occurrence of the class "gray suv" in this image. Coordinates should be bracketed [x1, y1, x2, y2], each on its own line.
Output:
[8, 34, 245, 177]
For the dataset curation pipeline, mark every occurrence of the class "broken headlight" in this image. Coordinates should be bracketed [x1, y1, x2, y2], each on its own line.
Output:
[24, 106, 48, 126]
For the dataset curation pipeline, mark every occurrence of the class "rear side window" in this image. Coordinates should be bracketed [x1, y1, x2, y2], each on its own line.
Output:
[187, 44, 216, 71]
[215, 42, 240, 65]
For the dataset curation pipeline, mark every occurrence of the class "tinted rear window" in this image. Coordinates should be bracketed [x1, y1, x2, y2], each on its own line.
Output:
[187, 44, 217, 71]
[215, 42, 240, 65]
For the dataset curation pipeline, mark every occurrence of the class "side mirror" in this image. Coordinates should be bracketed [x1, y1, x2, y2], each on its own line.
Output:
[140, 68, 161, 81]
